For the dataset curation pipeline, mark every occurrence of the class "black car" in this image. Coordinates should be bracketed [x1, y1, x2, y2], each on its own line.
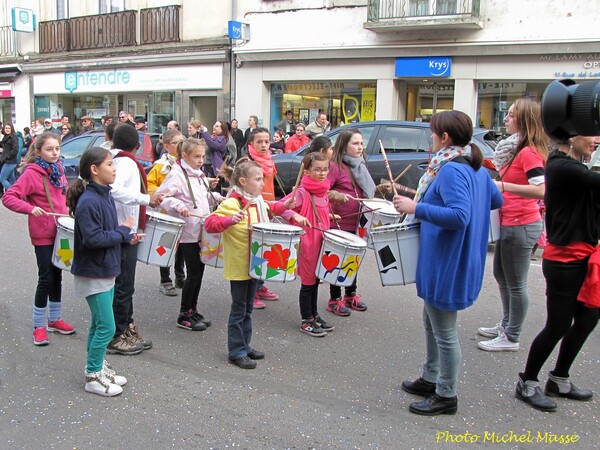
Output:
[273, 121, 498, 196]
[60, 131, 159, 185]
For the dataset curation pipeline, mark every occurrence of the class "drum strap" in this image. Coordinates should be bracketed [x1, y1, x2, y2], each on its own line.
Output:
[42, 177, 54, 213]
[309, 194, 321, 224]
[181, 168, 198, 209]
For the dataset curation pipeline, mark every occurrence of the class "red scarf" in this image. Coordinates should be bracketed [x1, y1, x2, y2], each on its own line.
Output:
[113, 151, 149, 230]
[248, 144, 276, 177]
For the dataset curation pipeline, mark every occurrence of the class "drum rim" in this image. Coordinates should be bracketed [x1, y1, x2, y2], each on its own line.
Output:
[251, 222, 304, 235]
[146, 211, 186, 225]
[370, 223, 419, 235]
[57, 216, 75, 229]
[323, 229, 367, 249]
[362, 200, 401, 217]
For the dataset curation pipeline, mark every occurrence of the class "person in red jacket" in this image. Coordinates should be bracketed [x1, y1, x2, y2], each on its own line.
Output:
[285, 123, 310, 153]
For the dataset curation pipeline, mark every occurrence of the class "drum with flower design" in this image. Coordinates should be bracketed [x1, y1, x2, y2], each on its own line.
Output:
[316, 229, 367, 287]
[249, 223, 304, 282]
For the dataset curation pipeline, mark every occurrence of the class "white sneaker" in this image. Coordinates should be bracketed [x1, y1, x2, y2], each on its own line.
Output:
[477, 323, 503, 338]
[478, 333, 520, 352]
[102, 360, 127, 387]
[85, 371, 123, 397]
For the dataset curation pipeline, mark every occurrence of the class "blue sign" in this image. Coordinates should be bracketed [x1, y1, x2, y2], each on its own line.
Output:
[65, 72, 78, 93]
[12, 8, 36, 33]
[395, 57, 452, 77]
[228, 21, 250, 41]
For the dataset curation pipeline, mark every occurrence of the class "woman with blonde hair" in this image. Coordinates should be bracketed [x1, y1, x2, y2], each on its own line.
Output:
[478, 98, 548, 352]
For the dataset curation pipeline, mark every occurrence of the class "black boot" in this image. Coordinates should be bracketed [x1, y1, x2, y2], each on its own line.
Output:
[409, 394, 458, 416]
[401, 377, 436, 396]
[515, 374, 557, 412]
[545, 373, 593, 401]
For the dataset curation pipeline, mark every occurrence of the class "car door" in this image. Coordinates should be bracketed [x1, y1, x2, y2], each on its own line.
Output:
[367, 125, 430, 195]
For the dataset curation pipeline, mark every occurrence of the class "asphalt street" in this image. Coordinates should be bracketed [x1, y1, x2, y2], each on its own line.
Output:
[0, 205, 598, 449]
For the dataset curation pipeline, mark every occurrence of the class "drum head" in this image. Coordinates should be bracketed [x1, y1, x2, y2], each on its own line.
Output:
[363, 200, 400, 217]
[146, 211, 186, 225]
[252, 222, 304, 235]
[324, 229, 367, 249]
[57, 216, 75, 231]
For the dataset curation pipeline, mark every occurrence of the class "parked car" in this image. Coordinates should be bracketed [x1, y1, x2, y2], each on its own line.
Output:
[273, 121, 498, 196]
[60, 130, 159, 185]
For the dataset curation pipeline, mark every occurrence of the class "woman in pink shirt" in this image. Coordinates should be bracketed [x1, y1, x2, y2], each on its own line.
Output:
[477, 98, 547, 352]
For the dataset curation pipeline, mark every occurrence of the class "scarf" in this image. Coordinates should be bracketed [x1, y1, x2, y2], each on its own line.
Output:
[342, 154, 375, 198]
[493, 133, 520, 170]
[300, 175, 330, 197]
[35, 156, 66, 190]
[248, 144, 276, 178]
[230, 185, 270, 222]
[158, 153, 177, 175]
[113, 150, 148, 230]
[403, 145, 470, 225]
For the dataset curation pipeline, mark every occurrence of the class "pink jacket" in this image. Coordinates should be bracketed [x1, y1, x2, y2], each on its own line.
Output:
[2, 163, 68, 246]
[327, 161, 364, 232]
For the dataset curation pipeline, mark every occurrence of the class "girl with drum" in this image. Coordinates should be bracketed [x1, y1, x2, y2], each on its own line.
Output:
[326, 128, 376, 316]
[283, 152, 335, 337]
[3, 132, 76, 346]
[393, 111, 503, 416]
[157, 138, 222, 332]
[204, 159, 307, 369]
[67, 147, 137, 397]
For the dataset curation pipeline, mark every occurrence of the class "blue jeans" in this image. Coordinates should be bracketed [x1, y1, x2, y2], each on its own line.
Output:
[421, 303, 461, 398]
[228, 279, 258, 359]
[85, 288, 116, 373]
[493, 221, 543, 342]
[0, 163, 16, 190]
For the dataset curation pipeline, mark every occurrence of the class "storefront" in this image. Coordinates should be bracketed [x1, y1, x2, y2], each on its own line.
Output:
[0, 83, 15, 126]
[32, 64, 225, 133]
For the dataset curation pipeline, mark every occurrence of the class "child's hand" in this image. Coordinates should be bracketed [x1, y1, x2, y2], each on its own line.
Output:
[208, 177, 219, 189]
[130, 233, 145, 245]
[283, 196, 296, 209]
[149, 193, 163, 208]
[328, 190, 349, 204]
[292, 213, 310, 227]
[122, 216, 136, 230]
[179, 207, 190, 218]
[329, 213, 341, 222]
[30, 207, 47, 217]
[231, 210, 244, 224]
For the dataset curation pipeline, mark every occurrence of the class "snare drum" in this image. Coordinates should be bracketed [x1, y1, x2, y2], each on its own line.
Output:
[52, 217, 75, 271]
[137, 211, 185, 267]
[200, 225, 224, 268]
[316, 229, 367, 286]
[358, 200, 403, 247]
[370, 223, 420, 286]
[249, 222, 304, 282]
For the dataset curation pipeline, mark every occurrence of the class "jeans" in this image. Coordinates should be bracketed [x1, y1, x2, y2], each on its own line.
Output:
[421, 303, 461, 398]
[34, 245, 62, 308]
[228, 279, 258, 359]
[299, 282, 319, 320]
[159, 246, 185, 284]
[493, 221, 543, 342]
[329, 280, 357, 300]
[113, 244, 137, 337]
[179, 242, 205, 313]
[85, 288, 116, 373]
[523, 259, 599, 381]
[0, 163, 16, 190]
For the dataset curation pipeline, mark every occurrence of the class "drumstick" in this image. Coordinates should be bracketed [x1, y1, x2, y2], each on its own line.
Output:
[46, 212, 69, 217]
[292, 162, 305, 200]
[394, 164, 412, 183]
[349, 197, 389, 203]
[189, 213, 208, 219]
[379, 140, 398, 196]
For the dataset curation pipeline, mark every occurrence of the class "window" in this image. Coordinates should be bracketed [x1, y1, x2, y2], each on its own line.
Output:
[409, 0, 429, 16]
[379, 127, 428, 154]
[57, 0, 69, 19]
[436, 0, 457, 15]
[99, 0, 125, 14]
[60, 135, 98, 159]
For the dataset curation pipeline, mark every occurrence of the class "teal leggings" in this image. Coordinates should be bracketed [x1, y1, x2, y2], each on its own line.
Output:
[85, 288, 116, 373]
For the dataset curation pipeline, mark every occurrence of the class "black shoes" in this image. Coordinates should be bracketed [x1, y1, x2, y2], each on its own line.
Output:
[401, 377, 436, 396]
[545, 378, 593, 401]
[247, 349, 265, 360]
[228, 356, 257, 369]
[515, 376, 557, 412]
[409, 394, 458, 416]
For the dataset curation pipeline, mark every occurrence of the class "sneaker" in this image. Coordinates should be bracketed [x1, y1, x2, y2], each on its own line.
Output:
[126, 322, 152, 350]
[326, 298, 351, 317]
[477, 323, 502, 338]
[106, 332, 144, 355]
[159, 282, 178, 297]
[256, 285, 279, 301]
[174, 278, 185, 289]
[33, 327, 49, 346]
[314, 313, 334, 332]
[344, 293, 367, 311]
[177, 310, 207, 331]
[47, 319, 76, 335]
[85, 371, 123, 397]
[228, 356, 257, 369]
[253, 296, 266, 310]
[102, 360, 127, 387]
[301, 319, 327, 337]
[191, 311, 211, 328]
[477, 333, 519, 352]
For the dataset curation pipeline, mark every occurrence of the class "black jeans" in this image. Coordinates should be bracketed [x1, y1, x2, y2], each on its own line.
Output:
[179, 242, 206, 313]
[113, 244, 137, 336]
[523, 258, 599, 381]
[299, 282, 319, 320]
[159, 246, 185, 283]
[329, 280, 357, 300]
[34, 245, 62, 308]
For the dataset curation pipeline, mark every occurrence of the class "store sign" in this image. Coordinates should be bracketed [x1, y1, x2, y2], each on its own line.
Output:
[11, 8, 36, 33]
[395, 57, 452, 77]
[35, 65, 222, 95]
[228, 21, 250, 41]
[540, 54, 600, 79]
[0, 90, 12, 98]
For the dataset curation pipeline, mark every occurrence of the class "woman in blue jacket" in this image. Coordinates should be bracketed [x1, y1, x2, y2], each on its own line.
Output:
[393, 110, 503, 416]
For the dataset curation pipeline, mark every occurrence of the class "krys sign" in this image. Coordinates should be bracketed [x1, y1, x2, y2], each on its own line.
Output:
[395, 57, 452, 78]
[65, 70, 131, 93]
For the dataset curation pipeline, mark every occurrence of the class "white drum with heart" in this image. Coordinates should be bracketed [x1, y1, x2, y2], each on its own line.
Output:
[316, 229, 367, 287]
[249, 222, 304, 282]
[200, 225, 224, 268]
[358, 200, 403, 247]
[489, 209, 501, 243]
[137, 211, 185, 267]
[52, 216, 75, 271]
[371, 223, 420, 286]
